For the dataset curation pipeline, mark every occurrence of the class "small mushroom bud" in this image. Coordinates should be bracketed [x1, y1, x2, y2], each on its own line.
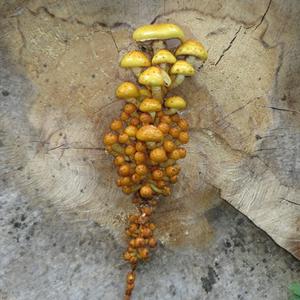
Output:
[169, 149, 182, 160]
[140, 185, 153, 198]
[127, 272, 136, 284]
[164, 96, 187, 115]
[178, 131, 189, 144]
[110, 119, 123, 131]
[138, 247, 149, 259]
[169, 127, 181, 138]
[136, 141, 147, 152]
[166, 164, 181, 177]
[152, 169, 164, 180]
[171, 113, 180, 123]
[170, 175, 178, 183]
[125, 144, 136, 156]
[139, 112, 153, 124]
[169, 60, 195, 89]
[123, 251, 131, 261]
[103, 133, 118, 145]
[124, 125, 138, 138]
[122, 186, 132, 194]
[157, 122, 170, 134]
[134, 151, 146, 164]
[150, 147, 168, 163]
[123, 103, 137, 114]
[178, 147, 187, 158]
[135, 237, 145, 247]
[135, 164, 148, 176]
[118, 164, 132, 176]
[116, 82, 140, 104]
[160, 115, 172, 124]
[118, 176, 132, 186]
[120, 111, 129, 121]
[131, 173, 142, 184]
[140, 227, 152, 238]
[118, 133, 129, 144]
[178, 118, 189, 130]
[163, 140, 176, 152]
[148, 237, 157, 248]
[114, 155, 125, 166]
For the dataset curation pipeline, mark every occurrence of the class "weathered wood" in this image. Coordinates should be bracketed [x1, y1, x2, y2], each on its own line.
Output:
[0, 0, 299, 258]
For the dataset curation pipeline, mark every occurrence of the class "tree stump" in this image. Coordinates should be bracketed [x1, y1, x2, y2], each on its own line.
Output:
[0, 0, 299, 258]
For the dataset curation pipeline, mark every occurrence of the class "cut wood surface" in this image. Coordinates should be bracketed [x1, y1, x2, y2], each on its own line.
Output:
[0, 0, 299, 258]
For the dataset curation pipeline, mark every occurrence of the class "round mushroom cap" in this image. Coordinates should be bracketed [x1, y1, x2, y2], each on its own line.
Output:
[136, 125, 164, 142]
[139, 98, 162, 112]
[133, 24, 185, 42]
[175, 39, 208, 61]
[170, 60, 195, 76]
[165, 96, 187, 110]
[138, 66, 164, 87]
[116, 82, 140, 99]
[152, 49, 176, 65]
[120, 50, 151, 68]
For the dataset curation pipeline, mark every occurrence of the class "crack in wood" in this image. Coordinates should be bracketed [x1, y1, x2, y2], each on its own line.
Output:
[255, 0, 272, 30]
[281, 198, 300, 207]
[214, 26, 242, 66]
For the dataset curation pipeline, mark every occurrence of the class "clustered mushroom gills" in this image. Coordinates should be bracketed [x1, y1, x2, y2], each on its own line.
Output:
[103, 23, 207, 300]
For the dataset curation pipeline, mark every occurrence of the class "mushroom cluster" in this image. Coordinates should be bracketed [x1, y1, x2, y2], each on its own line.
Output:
[103, 23, 207, 299]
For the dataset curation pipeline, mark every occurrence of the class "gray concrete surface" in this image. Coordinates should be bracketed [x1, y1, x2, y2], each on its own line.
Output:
[0, 188, 299, 300]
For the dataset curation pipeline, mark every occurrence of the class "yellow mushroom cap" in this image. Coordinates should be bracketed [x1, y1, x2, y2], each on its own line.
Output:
[136, 125, 163, 142]
[133, 24, 185, 42]
[138, 66, 164, 86]
[139, 88, 152, 98]
[120, 50, 151, 68]
[116, 82, 140, 99]
[170, 60, 195, 76]
[152, 49, 176, 65]
[165, 96, 187, 110]
[175, 39, 208, 61]
[139, 98, 162, 112]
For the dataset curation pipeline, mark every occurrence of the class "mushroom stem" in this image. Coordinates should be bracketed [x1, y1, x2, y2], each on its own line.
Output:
[151, 86, 163, 101]
[186, 56, 196, 66]
[132, 67, 143, 77]
[149, 112, 156, 120]
[164, 108, 178, 115]
[126, 98, 139, 105]
[146, 142, 157, 149]
[152, 40, 166, 54]
[170, 74, 185, 89]
[159, 63, 167, 71]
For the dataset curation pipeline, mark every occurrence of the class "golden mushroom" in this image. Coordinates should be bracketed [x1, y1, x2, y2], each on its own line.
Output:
[164, 96, 187, 115]
[139, 98, 162, 119]
[136, 125, 163, 142]
[138, 66, 171, 101]
[120, 50, 151, 77]
[152, 49, 176, 71]
[116, 82, 140, 104]
[133, 23, 184, 54]
[175, 39, 208, 67]
[169, 60, 195, 89]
